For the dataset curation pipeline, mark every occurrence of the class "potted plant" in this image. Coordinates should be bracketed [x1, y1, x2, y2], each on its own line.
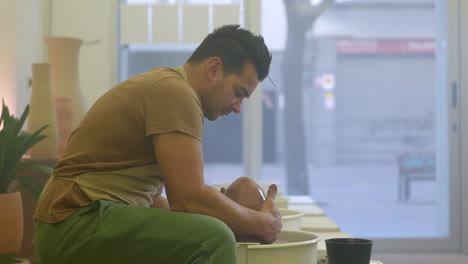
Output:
[0, 99, 53, 264]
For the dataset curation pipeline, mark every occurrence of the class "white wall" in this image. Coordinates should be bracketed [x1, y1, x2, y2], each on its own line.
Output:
[50, 0, 118, 109]
[0, 0, 46, 115]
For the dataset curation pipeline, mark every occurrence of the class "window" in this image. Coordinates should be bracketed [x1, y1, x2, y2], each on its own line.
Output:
[119, 0, 464, 252]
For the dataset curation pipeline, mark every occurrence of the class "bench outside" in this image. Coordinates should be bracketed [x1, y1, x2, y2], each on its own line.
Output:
[398, 152, 436, 202]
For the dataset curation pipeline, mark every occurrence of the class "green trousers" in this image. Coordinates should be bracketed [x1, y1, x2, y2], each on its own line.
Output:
[35, 200, 237, 264]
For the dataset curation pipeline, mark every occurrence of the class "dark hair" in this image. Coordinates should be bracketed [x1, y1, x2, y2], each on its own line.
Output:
[187, 24, 272, 81]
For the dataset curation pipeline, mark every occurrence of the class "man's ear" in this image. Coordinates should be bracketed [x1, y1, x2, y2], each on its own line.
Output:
[206, 57, 223, 81]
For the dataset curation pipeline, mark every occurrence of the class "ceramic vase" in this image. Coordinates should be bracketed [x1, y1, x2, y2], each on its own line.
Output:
[0, 192, 24, 263]
[54, 96, 74, 157]
[45, 36, 86, 130]
[27, 63, 59, 159]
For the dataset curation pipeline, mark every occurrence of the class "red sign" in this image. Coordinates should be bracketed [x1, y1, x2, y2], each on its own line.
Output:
[336, 39, 435, 55]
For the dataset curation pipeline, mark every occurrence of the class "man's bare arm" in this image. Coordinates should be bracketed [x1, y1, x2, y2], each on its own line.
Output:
[153, 132, 281, 243]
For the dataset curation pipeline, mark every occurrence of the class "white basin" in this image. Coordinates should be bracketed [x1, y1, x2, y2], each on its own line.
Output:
[274, 196, 290, 208]
[279, 208, 304, 230]
[237, 230, 321, 264]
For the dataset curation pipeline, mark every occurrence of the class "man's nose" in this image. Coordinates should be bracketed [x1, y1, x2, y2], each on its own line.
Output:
[230, 100, 242, 114]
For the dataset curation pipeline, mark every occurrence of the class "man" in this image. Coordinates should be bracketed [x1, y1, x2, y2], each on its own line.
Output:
[34, 24, 282, 264]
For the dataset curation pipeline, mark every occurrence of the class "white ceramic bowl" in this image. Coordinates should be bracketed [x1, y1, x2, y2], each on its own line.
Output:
[279, 208, 304, 230]
[274, 196, 290, 208]
[237, 230, 321, 264]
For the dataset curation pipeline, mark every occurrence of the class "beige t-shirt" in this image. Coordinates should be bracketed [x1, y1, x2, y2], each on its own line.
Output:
[34, 66, 204, 223]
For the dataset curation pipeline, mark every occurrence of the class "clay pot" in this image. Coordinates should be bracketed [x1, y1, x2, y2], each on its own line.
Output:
[221, 177, 266, 211]
[0, 192, 24, 263]
[221, 177, 279, 244]
[221, 177, 267, 243]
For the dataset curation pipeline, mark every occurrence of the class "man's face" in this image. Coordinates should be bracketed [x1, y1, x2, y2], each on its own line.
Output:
[204, 62, 259, 121]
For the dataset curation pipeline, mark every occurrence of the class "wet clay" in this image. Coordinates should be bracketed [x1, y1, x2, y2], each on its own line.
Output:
[221, 177, 266, 210]
[221, 177, 278, 244]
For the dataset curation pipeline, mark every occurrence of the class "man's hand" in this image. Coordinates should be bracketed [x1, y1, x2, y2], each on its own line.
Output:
[155, 182, 165, 197]
[150, 183, 170, 210]
[256, 184, 282, 244]
[151, 195, 170, 210]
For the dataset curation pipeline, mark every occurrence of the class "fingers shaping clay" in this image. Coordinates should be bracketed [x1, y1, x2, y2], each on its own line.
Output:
[221, 177, 278, 244]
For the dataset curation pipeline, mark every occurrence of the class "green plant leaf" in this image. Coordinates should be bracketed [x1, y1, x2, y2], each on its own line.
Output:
[0, 99, 53, 197]
[15, 127, 49, 161]
[16, 161, 54, 176]
[17, 176, 43, 201]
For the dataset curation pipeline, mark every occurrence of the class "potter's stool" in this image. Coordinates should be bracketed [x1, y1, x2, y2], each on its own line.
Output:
[15, 258, 31, 264]
[289, 204, 325, 217]
[300, 216, 340, 233]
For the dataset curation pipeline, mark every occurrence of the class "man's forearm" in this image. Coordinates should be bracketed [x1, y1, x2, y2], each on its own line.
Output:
[170, 184, 263, 239]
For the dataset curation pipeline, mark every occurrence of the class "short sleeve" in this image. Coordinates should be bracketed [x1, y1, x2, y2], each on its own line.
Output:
[140, 77, 204, 141]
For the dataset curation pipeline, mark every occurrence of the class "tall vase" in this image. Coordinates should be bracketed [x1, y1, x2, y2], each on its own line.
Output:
[46, 37, 86, 156]
[27, 63, 59, 159]
[55, 96, 74, 157]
